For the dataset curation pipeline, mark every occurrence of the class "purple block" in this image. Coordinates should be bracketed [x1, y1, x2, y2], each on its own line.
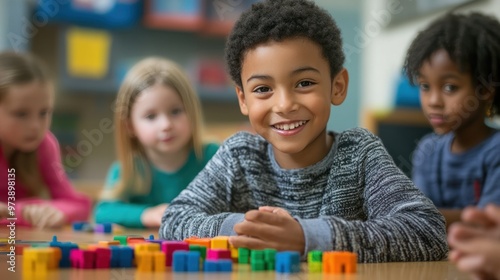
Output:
[94, 223, 112, 233]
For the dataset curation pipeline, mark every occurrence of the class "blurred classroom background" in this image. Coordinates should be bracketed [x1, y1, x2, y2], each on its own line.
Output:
[0, 0, 499, 198]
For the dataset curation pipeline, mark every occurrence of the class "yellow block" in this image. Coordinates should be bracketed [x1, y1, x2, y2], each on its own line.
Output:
[211, 236, 229, 250]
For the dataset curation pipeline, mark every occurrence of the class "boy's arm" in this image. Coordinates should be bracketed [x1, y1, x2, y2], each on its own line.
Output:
[160, 143, 243, 240]
[297, 133, 448, 262]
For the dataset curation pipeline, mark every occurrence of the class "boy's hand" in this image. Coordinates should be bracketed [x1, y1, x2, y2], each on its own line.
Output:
[141, 203, 168, 228]
[448, 237, 500, 280]
[22, 204, 65, 229]
[230, 209, 305, 254]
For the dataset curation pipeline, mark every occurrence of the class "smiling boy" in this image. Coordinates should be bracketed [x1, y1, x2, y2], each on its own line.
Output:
[160, 0, 448, 262]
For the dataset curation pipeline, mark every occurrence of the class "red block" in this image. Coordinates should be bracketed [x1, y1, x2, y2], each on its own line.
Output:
[161, 241, 189, 266]
[207, 249, 232, 260]
[70, 249, 96, 269]
[94, 247, 111, 269]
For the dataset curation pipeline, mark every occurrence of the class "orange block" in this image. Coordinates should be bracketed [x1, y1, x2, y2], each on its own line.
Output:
[323, 251, 357, 274]
[184, 237, 211, 249]
[98, 241, 120, 247]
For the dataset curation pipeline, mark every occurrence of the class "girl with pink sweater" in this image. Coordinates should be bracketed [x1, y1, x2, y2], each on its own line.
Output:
[0, 52, 91, 228]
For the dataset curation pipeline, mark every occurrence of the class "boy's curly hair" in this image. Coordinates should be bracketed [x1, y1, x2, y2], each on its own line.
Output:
[403, 12, 500, 115]
[225, 0, 344, 88]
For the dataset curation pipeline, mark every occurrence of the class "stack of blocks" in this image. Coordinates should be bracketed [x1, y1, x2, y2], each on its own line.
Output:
[20, 233, 358, 276]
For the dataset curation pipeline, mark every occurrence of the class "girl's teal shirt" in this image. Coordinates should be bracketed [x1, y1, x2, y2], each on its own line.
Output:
[94, 143, 219, 228]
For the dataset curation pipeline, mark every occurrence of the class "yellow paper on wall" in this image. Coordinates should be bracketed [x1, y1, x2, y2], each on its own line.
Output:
[66, 27, 111, 79]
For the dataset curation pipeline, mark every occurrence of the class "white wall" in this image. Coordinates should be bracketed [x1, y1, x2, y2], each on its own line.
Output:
[362, 0, 500, 113]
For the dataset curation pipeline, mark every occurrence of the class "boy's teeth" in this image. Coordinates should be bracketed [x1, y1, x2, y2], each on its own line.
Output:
[274, 121, 306, 130]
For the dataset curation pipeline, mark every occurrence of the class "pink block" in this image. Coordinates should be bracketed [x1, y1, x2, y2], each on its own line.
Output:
[70, 249, 96, 269]
[207, 249, 232, 260]
[161, 241, 189, 266]
[94, 247, 111, 269]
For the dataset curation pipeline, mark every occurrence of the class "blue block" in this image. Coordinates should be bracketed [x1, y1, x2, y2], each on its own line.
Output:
[109, 246, 121, 267]
[204, 259, 232, 272]
[173, 251, 200, 272]
[49, 236, 78, 268]
[118, 246, 134, 268]
[204, 260, 219, 272]
[173, 251, 188, 272]
[218, 260, 233, 272]
[72, 221, 88, 231]
[186, 252, 201, 272]
[275, 251, 301, 273]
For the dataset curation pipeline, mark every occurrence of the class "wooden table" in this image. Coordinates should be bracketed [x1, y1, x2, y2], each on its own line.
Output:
[0, 228, 470, 280]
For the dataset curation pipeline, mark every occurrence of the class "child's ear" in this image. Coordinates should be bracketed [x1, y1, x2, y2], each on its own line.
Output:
[236, 86, 249, 116]
[331, 68, 349, 105]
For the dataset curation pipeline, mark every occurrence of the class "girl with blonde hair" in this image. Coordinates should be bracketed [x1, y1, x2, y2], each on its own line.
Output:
[94, 57, 218, 228]
[0, 52, 91, 228]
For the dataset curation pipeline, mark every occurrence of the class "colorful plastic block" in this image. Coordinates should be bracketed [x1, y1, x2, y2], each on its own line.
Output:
[184, 236, 211, 248]
[94, 247, 111, 269]
[72, 221, 89, 231]
[49, 237, 78, 268]
[94, 223, 112, 233]
[238, 247, 250, 264]
[98, 241, 120, 247]
[113, 235, 128, 245]
[70, 249, 96, 269]
[275, 251, 301, 273]
[210, 236, 229, 250]
[189, 245, 207, 260]
[264, 249, 276, 270]
[118, 246, 134, 268]
[308, 250, 323, 273]
[136, 251, 154, 272]
[173, 250, 201, 272]
[23, 248, 53, 274]
[162, 241, 189, 266]
[323, 251, 357, 274]
[153, 251, 166, 272]
[250, 250, 265, 271]
[127, 236, 145, 245]
[207, 249, 232, 260]
[204, 259, 233, 272]
[229, 244, 238, 261]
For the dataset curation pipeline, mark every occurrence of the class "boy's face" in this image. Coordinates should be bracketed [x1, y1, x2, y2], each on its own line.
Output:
[417, 49, 493, 135]
[236, 37, 348, 168]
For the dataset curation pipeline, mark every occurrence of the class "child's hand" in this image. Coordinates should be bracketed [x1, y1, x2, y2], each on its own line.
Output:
[0, 202, 9, 219]
[141, 203, 168, 228]
[448, 236, 500, 280]
[258, 206, 291, 217]
[230, 209, 305, 254]
[22, 204, 65, 228]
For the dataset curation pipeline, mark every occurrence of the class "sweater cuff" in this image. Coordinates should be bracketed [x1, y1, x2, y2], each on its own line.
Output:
[295, 217, 334, 259]
[219, 213, 245, 236]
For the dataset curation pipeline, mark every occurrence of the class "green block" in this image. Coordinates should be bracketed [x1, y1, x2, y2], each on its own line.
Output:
[189, 245, 207, 260]
[238, 247, 250, 264]
[250, 250, 264, 262]
[113, 235, 127, 245]
[263, 248, 277, 270]
[308, 250, 322, 263]
[251, 260, 266, 271]
[309, 262, 322, 273]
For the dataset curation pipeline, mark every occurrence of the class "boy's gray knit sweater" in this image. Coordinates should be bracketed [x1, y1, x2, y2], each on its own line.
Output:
[160, 128, 448, 262]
